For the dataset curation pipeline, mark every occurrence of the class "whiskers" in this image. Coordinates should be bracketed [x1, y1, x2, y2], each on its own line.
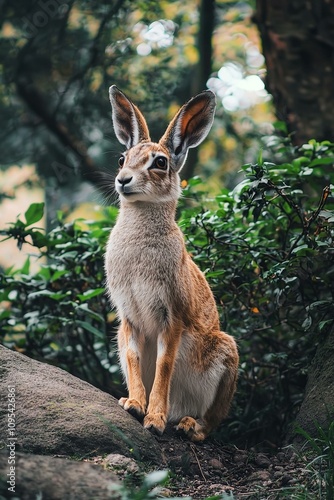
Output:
[94, 168, 119, 206]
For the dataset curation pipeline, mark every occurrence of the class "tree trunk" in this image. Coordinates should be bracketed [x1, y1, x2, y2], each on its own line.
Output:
[255, 0, 334, 442]
[255, 0, 334, 144]
[291, 324, 334, 444]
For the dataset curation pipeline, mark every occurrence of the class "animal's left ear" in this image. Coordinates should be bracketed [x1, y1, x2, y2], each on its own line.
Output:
[159, 90, 216, 172]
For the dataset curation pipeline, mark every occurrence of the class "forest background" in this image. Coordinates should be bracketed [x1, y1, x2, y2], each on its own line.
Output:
[1, 0, 334, 463]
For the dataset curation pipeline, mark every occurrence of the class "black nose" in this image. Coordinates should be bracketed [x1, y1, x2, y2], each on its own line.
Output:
[117, 176, 133, 186]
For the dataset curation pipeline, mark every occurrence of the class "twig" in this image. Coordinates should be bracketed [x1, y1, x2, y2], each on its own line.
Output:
[287, 185, 331, 257]
[305, 185, 331, 225]
[189, 443, 207, 482]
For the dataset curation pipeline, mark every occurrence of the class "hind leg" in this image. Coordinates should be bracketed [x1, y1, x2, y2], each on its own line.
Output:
[176, 334, 239, 442]
[176, 372, 238, 441]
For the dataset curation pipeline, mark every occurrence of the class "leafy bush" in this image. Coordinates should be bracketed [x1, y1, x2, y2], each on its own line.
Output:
[179, 139, 334, 446]
[1, 138, 334, 447]
[0, 204, 122, 395]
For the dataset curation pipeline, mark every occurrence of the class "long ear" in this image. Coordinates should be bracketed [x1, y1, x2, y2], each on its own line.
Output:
[109, 85, 150, 149]
[159, 90, 216, 172]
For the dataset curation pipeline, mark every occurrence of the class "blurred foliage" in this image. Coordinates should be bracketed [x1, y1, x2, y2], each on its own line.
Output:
[0, 0, 272, 204]
[1, 136, 334, 447]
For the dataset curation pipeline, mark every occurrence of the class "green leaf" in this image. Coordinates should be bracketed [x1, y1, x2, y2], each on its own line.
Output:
[28, 290, 69, 301]
[308, 157, 334, 167]
[75, 320, 105, 339]
[14, 219, 26, 229]
[50, 270, 68, 282]
[291, 156, 309, 168]
[24, 203, 45, 226]
[319, 319, 334, 331]
[77, 288, 105, 301]
[187, 176, 203, 186]
[59, 251, 79, 260]
[38, 266, 51, 280]
[308, 300, 332, 311]
[0, 310, 11, 321]
[50, 342, 60, 351]
[56, 211, 64, 223]
[20, 257, 30, 275]
[143, 470, 169, 488]
[291, 244, 310, 255]
[273, 120, 288, 133]
[300, 167, 313, 176]
[75, 303, 104, 323]
[31, 230, 48, 248]
[302, 316, 312, 330]
[205, 270, 225, 278]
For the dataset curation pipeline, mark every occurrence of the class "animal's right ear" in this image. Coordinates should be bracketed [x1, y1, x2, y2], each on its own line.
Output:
[109, 85, 150, 149]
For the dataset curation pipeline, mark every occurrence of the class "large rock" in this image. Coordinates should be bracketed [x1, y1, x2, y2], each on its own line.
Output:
[0, 451, 120, 500]
[292, 330, 334, 444]
[0, 345, 162, 463]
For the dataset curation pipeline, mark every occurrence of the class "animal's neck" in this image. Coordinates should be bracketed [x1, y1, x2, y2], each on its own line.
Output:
[118, 200, 178, 233]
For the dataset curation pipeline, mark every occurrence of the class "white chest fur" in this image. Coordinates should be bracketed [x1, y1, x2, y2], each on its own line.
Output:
[105, 201, 183, 334]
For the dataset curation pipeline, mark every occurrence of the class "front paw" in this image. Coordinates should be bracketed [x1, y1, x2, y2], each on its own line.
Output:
[119, 397, 146, 420]
[143, 413, 167, 436]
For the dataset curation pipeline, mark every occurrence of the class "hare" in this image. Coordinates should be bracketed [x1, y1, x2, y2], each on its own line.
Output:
[105, 85, 239, 441]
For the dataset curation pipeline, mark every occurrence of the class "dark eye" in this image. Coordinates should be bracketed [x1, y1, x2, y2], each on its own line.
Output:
[154, 156, 168, 170]
[118, 155, 125, 168]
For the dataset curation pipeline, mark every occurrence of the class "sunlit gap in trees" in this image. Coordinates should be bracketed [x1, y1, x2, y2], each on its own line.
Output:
[134, 20, 176, 56]
[208, 59, 270, 112]
[105, 19, 176, 57]
[127, 17, 270, 113]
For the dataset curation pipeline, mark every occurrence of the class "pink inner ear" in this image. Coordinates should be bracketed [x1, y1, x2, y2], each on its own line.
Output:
[180, 99, 212, 137]
[116, 92, 130, 108]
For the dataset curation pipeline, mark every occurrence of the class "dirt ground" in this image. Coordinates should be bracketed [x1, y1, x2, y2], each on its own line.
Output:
[154, 427, 311, 499]
[91, 425, 317, 499]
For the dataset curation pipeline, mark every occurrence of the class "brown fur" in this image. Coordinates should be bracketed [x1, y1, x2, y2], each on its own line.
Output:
[105, 86, 239, 441]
